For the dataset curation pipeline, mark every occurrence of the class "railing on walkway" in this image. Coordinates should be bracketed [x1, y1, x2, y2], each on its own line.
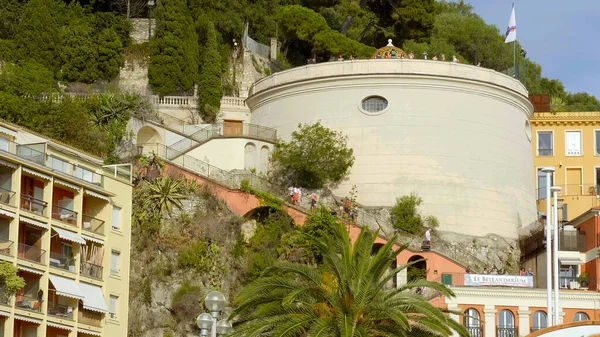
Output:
[52, 204, 78, 226]
[49, 251, 75, 272]
[15, 293, 42, 312]
[48, 290, 74, 320]
[146, 95, 247, 109]
[20, 194, 48, 216]
[78, 308, 103, 327]
[496, 326, 518, 337]
[80, 261, 103, 279]
[18, 243, 46, 263]
[0, 187, 16, 207]
[82, 214, 105, 235]
[0, 239, 12, 256]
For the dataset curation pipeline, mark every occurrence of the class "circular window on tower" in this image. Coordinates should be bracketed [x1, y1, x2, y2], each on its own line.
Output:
[360, 96, 389, 115]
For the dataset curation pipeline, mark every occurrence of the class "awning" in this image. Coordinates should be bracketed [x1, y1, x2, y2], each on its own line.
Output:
[82, 234, 104, 246]
[0, 159, 17, 169]
[52, 227, 86, 245]
[17, 265, 44, 276]
[54, 179, 80, 191]
[84, 190, 110, 202]
[47, 321, 73, 331]
[23, 167, 51, 181]
[0, 310, 9, 317]
[0, 126, 17, 138]
[559, 258, 584, 265]
[14, 314, 41, 324]
[78, 328, 102, 337]
[20, 216, 48, 230]
[79, 282, 108, 313]
[0, 209, 15, 218]
[49, 274, 85, 300]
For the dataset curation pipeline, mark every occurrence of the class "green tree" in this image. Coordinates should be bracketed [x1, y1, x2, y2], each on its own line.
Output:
[391, 193, 424, 234]
[0, 62, 55, 96]
[142, 177, 186, 215]
[230, 222, 466, 336]
[197, 19, 224, 122]
[148, 0, 199, 96]
[97, 28, 124, 80]
[270, 121, 355, 189]
[61, 20, 101, 83]
[393, 0, 435, 44]
[0, 262, 25, 302]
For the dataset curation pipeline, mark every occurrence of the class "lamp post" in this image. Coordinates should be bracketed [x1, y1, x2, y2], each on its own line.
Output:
[196, 291, 233, 337]
[148, 0, 155, 40]
[232, 39, 238, 97]
[541, 167, 554, 325]
[551, 185, 561, 325]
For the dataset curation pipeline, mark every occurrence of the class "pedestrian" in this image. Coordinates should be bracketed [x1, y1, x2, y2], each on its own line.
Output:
[519, 268, 526, 276]
[432, 55, 438, 61]
[288, 185, 294, 203]
[297, 187, 303, 206]
[310, 193, 318, 209]
[526, 268, 535, 276]
[425, 228, 431, 245]
[292, 186, 299, 205]
[483, 267, 489, 274]
[441, 54, 446, 61]
[465, 265, 472, 274]
[408, 51, 415, 59]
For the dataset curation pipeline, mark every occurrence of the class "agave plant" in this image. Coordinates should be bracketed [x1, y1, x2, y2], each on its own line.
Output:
[229, 222, 467, 337]
[142, 176, 186, 216]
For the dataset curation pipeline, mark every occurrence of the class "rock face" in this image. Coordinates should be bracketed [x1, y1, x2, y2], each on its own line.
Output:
[130, 18, 155, 44]
[119, 60, 151, 95]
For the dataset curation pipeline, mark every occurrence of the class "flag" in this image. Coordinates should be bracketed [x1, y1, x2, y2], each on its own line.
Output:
[505, 4, 516, 43]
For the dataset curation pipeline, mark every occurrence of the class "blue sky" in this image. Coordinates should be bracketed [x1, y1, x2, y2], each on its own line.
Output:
[462, 0, 600, 99]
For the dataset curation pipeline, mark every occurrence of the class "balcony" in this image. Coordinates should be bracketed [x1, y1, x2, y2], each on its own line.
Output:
[49, 252, 75, 272]
[20, 194, 47, 216]
[80, 261, 103, 279]
[17, 243, 45, 263]
[82, 215, 104, 235]
[559, 230, 586, 252]
[15, 293, 42, 312]
[0, 239, 12, 256]
[496, 326, 518, 337]
[464, 326, 483, 337]
[16, 144, 45, 166]
[48, 290, 74, 320]
[78, 308, 102, 327]
[52, 204, 77, 226]
[0, 187, 16, 207]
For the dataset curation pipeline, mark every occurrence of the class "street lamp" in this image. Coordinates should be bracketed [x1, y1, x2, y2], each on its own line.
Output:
[196, 291, 233, 337]
[551, 185, 562, 325]
[541, 166, 554, 325]
[148, 0, 155, 39]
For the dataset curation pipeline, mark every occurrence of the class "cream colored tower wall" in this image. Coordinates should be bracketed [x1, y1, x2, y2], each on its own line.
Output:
[247, 60, 536, 238]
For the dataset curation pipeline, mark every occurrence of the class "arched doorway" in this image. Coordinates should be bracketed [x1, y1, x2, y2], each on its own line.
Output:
[137, 126, 163, 156]
[531, 311, 547, 332]
[463, 308, 482, 337]
[407, 255, 427, 282]
[498, 309, 516, 337]
[244, 143, 257, 171]
[372, 243, 397, 289]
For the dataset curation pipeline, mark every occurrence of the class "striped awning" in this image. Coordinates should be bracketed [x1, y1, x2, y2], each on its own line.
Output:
[20, 216, 48, 230]
[0, 126, 17, 138]
[84, 190, 110, 202]
[52, 227, 86, 245]
[79, 282, 108, 313]
[22, 167, 51, 181]
[14, 314, 42, 324]
[0, 310, 9, 317]
[78, 328, 102, 337]
[17, 265, 44, 276]
[54, 179, 80, 191]
[0, 209, 15, 218]
[82, 234, 104, 246]
[47, 321, 74, 331]
[49, 274, 85, 300]
[0, 159, 17, 169]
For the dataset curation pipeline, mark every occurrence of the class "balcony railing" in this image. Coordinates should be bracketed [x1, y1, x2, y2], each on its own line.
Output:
[80, 261, 103, 279]
[49, 252, 75, 272]
[48, 290, 74, 320]
[17, 243, 46, 263]
[0, 239, 13, 256]
[15, 293, 42, 312]
[0, 187, 16, 207]
[464, 326, 483, 337]
[20, 194, 48, 216]
[52, 204, 78, 226]
[82, 215, 105, 235]
[16, 144, 45, 165]
[78, 308, 103, 327]
[496, 326, 518, 337]
[559, 231, 586, 252]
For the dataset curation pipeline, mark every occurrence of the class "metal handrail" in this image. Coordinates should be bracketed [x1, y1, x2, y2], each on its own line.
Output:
[0, 239, 13, 256]
[0, 187, 16, 207]
[17, 243, 46, 263]
[52, 204, 78, 226]
[20, 194, 48, 216]
[15, 293, 42, 312]
[48, 289, 74, 319]
[82, 214, 105, 235]
[49, 251, 75, 271]
[80, 261, 103, 279]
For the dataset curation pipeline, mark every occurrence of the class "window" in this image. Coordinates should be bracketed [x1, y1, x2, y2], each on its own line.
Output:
[565, 131, 582, 156]
[537, 168, 554, 200]
[110, 250, 120, 274]
[532, 311, 547, 331]
[112, 206, 121, 231]
[0, 138, 8, 152]
[361, 96, 388, 113]
[497, 309, 516, 337]
[596, 131, 600, 155]
[463, 308, 482, 337]
[537, 131, 553, 156]
[109, 295, 118, 320]
[50, 156, 68, 173]
[573, 312, 589, 321]
[75, 166, 94, 183]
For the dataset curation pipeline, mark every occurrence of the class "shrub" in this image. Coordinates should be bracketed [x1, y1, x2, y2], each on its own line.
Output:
[171, 281, 203, 323]
[391, 193, 424, 234]
[142, 278, 152, 305]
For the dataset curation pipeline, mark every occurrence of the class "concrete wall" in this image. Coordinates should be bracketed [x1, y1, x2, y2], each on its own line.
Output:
[247, 59, 536, 238]
[184, 138, 273, 172]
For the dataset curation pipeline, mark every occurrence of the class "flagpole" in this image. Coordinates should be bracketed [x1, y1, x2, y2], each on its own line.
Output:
[513, 40, 516, 78]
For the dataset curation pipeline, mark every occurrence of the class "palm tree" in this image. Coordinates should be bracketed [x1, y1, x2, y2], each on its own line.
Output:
[229, 223, 468, 337]
[142, 176, 186, 215]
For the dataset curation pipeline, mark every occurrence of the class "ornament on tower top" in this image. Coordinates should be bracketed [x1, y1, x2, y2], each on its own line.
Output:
[386, 39, 394, 47]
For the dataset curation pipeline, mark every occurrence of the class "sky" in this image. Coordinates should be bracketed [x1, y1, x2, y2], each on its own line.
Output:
[462, 0, 600, 99]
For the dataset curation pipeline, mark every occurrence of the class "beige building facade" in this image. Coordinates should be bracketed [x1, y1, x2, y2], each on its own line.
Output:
[0, 122, 132, 337]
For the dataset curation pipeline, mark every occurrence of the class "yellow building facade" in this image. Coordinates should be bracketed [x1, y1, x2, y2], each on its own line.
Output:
[531, 111, 600, 221]
[0, 122, 132, 337]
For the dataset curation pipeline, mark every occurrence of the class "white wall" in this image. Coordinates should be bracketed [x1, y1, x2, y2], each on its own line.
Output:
[247, 59, 535, 238]
[185, 138, 273, 172]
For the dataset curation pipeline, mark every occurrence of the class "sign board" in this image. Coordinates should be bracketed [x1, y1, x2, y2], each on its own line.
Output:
[464, 274, 534, 288]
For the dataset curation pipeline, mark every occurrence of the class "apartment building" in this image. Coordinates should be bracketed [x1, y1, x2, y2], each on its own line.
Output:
[531, 111, 600, 222]
[0, 122, 132, 337]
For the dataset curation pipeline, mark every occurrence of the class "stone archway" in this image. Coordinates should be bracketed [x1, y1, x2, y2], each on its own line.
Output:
[407, 255, 427, 282]
[136, 126, 163, 157]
